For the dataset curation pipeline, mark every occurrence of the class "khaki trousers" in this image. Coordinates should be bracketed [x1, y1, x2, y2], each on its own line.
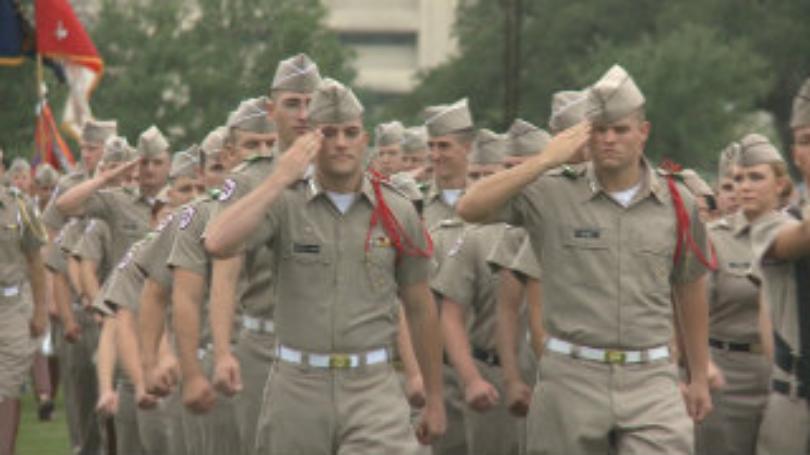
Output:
[528, 350, 693, 455]
[756, 369, 810, 455]
[234, 329, 276, 454]
[256, 361, 422, 455]
[432, 365, 467, 455]
[396, 369, 431, 455]
[68, 309, 102, 455]
[696, 347, 770, 455]
[115, 381, 173, 455]
[463, 360, 520, 455]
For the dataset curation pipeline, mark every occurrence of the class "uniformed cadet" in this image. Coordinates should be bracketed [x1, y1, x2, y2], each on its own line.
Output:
[458, 64, 715, 454]
[205, 78, 446, 454]
[209, 56, 321, 455]
[423, 98, 476, 231]
[689, 140, 770, 455]
[0, 183, 48, 455]
[791, 78, 810, 208]
[716, 142, 742, 217]
[401, 125, 432, 183]
[44, 119, 117, 455]
[433, 131, 526, 455]
[33, 164, 59, 212]
[371, 120, 406, 177]
[7, 158, 33, 196]
[731, 134, 810, 455]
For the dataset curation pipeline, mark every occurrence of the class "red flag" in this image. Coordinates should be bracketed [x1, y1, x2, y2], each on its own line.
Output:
[35, 0, 103, 139]
[35, 99, 76, 171]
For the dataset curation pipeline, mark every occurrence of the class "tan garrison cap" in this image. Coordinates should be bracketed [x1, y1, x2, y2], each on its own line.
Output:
[717, 142, 740, 179]
[737, 133, 784, 166]
[790, 78, 810, 129]
[227, 97, 275, 134]
[680, 169, 714, 197]
[585, 65, 645, 124]
[508, 119, 551, 157]
[169, 148, 200, 180]
[101, 136, 132, 163]
[137, 126, 170, 158]
[470, 129, 506, 164]
[308, 78, 364, 125]
[389, 172, 423, 202]
[549, 90, 587, 133]
[81, 119, 118, 145]
[401, 126, 428, 153]
[271, 53, 322, 93]
[201, 126, 227, 157]
[34, 163, 59, 186]
[424, 98, 474, 138]
[375, 121, 405, 147]
[8, 158, 30, 175]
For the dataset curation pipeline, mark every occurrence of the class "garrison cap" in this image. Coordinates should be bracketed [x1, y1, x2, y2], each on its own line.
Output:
[737, 133, 784, 166]
[8, 158, 30, 175]
[137, 126, 170, 158]
[307, 78, 364, 125]
[717, 142, 740, 179]
[81, 119, 118, 145]
[423, 98, 474, 138]
[201, 126, 227, 157]
[790, 78, 810, 129]
[389, 172, 424, 202]
[271, 53, 322, 93]
[585, 65, 645, 124]
[680, 169, 714, 197]
[34, 163, 59, 187]
[169, 147, 200, 180]
[101, 136, 133, 163]
[549, 90, 587, 133]
[507, 119, 551, 157]
[470, 129, 506, 164]
[401, 126, 428, 153]
[227, 97, 275, 134]
[375, 121, 405, 148]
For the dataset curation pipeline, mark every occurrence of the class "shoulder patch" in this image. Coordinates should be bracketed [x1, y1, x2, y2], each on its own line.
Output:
[219, 178, 236, 202]
[178, 206, 196, 230]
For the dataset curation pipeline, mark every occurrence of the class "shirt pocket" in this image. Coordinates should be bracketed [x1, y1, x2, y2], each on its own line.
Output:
[558, 224, 611, 286]
[365, 235, 398, 298]
[631, 233, 673, 297]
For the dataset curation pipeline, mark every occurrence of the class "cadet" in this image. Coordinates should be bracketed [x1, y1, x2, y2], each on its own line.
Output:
[401, 126, 432, 183]
[716, 143, 741, 216]
[7, 159, 33, 196]
[208, 54, 321, 455]
[692, 141, 769, 455]
[0, 182, 48, 455]
[458, 64, 714, 454]
[740, 135, 810, 454]
[205, 78, 445, 454]
[792, 78, 810, 207]
[372, 120, 406, 177]
[33, 164, 59, 211]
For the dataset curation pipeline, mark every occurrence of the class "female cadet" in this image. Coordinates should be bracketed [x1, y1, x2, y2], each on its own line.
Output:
[0, 181, 48, 455]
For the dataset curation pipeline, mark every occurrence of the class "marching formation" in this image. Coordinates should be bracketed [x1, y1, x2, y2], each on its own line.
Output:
[1, 53, 809, 455]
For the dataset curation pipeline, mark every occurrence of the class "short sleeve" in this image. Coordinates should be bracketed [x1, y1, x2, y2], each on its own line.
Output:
[134, 219, 177, 289]
[510, 236, 542, 282]
[393, 201, 432, 288]
[73, 219, 109, 262]
[671, 202, 712, 284]
[167, 203, 212, 277]
[19, 198, 46, 254]
[430, 228, 476, 306]
[486, 227, 524, 272]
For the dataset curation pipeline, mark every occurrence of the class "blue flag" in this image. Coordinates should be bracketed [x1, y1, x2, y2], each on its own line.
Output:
[0, 0, 28, 66]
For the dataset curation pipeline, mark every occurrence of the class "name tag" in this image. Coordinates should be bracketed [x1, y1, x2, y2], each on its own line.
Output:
[293, 243, 321, 254]
[728, 261, 750, 270]
[573, 228, 601, 239]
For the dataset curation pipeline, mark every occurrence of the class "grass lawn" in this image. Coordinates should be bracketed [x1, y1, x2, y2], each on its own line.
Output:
[16, 391, 71, 455]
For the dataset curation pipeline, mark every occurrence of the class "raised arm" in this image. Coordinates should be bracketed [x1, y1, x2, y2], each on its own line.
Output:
[457, 122, 591, 224]
[55, 160, 138, 216]
[768, 217, 810, 261]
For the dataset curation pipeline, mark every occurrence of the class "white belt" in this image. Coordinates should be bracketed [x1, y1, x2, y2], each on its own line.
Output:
[242, 315, 275, 334]
[546, 337, 670, 364]
[1, 285, 20, 298]
[277, 345, 389, 369]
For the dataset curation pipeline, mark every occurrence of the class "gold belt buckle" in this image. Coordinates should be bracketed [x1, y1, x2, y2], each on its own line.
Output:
[605, 350, 626, 364]
[329, 354, 351, 369]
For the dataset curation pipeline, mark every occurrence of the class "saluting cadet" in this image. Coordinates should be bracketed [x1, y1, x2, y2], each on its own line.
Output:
[205, 78, 446, 454]
[208, 54, 321, 455]
[458, 64, 715, 454]
[0, 182, 48, 455]
[433, 130, 527, 455]
[691, 141, 770, 455]
[739, 133, 810, 455]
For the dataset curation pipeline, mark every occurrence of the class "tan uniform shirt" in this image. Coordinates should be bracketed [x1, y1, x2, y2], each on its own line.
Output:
[83, 187, 154, 264]
[44, 219, 81, 273]
[707, 212, 760, 343]
[245, 175, 430, 353]
[41, 167, 88, 230]
[497, 161, 709, 349]
[428, 218, 466, 279]
[432, 223, 507, 351]
[487, 226, 542, 281]
[73, 218, 114, 283]
[423, 182, 463, 231]
[103, 237, 153, 314]
[0, 188, 44, 285]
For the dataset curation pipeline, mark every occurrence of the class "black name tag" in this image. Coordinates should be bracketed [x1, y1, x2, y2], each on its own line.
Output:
[293, 243, 321, 254]
[728, 261, 750, 269]
[574, 228, 601, 239]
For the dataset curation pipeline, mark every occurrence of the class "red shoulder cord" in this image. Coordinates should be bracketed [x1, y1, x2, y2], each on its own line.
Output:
[660, 159, 718, 271]
[364, 170, 433, 260]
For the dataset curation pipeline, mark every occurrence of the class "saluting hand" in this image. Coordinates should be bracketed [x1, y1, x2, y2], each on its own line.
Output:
[273, 130, 323, 185]
[183, 374, 216, 414]
[213, 353, 243, 396]
[464, 377, 500, 412]
[98, 158, 140, 185]
[536, 121, 592, 169]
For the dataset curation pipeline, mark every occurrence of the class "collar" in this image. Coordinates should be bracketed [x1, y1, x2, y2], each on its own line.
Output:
[305, 174, 377, 206]
[581, 157, 667, 205]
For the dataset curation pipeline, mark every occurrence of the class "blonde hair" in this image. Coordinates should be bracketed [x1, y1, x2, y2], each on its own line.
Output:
[770, 161, 794, 202]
